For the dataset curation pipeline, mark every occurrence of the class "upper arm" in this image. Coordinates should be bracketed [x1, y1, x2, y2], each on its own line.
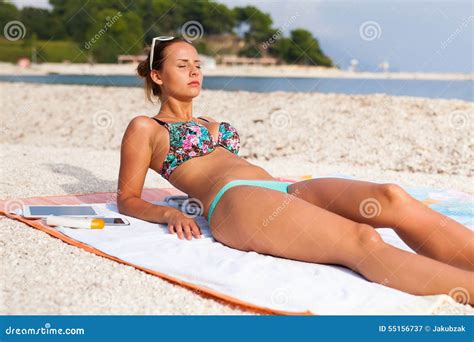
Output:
[117, 116, 155, 204]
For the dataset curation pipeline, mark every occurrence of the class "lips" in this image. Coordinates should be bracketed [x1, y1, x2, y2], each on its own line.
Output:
[188, 81, 200, 86]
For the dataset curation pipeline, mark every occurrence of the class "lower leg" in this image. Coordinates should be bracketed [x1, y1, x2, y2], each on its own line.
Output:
[289, 179, 474, 271]
[390, 197, 474, 272]
[352, 239, 474, 305]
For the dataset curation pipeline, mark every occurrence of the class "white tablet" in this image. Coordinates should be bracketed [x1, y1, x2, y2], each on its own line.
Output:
[22, 205, 99, 218]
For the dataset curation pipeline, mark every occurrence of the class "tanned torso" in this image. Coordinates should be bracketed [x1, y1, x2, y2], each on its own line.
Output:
[148, 116, 277, 218]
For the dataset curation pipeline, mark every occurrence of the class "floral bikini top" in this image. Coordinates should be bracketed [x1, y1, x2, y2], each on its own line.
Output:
[152, 116, 240, 180]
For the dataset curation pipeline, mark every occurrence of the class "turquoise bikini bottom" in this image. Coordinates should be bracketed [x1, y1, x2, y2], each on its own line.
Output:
[207, 179, 293, 223]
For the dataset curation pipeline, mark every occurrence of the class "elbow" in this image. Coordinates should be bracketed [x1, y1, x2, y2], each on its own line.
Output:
[117, 202, 126, 215]
[117, 197, 131, 215]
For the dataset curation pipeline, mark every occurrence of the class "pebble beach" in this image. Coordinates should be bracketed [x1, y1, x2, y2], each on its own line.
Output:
[0, 78, 473, 315]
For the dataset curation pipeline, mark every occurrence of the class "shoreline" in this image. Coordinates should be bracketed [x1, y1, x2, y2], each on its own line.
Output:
[0, 62, 472, 81]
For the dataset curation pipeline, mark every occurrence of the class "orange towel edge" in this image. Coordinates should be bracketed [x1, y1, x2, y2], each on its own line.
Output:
[0, 207, 315, 316]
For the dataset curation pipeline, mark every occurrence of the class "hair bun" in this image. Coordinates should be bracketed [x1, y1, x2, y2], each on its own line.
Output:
[136, 60, 149, 78]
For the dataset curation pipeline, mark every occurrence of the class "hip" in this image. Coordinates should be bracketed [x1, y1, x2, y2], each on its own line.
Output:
[206, 178, 293, 223]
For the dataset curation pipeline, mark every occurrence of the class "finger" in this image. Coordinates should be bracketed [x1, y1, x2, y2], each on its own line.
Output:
[188, 223, 198, 239]
[182, 224, 193, 240]
[191, 222, 202, 238]
[168, 224, 175, 234]
[175, 224, 184, 239]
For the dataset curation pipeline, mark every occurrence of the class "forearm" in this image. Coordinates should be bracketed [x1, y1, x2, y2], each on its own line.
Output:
[118, 196, 180, 224]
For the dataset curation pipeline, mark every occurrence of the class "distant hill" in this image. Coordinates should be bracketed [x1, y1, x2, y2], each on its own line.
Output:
[0, 0, 333, 66]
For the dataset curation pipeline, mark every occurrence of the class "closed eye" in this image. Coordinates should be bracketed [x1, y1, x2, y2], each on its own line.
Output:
[178, 65, 201, 69]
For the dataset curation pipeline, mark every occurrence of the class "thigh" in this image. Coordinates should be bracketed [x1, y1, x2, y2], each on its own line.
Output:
[287, 177, 390, 227]
[209, 185, 378, 269]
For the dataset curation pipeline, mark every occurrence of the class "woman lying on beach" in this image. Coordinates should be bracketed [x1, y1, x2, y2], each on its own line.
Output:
[117, 37, 473, 304]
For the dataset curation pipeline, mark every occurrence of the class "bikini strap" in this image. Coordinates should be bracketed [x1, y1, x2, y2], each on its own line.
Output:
[151, 117, 167, 126]
[197, 116, 210, 122]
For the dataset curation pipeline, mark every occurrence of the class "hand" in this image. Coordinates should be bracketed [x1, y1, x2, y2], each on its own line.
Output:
[166, 210, 202, 240]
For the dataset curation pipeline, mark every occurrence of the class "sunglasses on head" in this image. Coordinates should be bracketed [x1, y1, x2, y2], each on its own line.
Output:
[149, 36, 192, 70]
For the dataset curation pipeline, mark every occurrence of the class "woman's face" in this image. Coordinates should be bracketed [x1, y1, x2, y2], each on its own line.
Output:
[151, 42, 203, 101]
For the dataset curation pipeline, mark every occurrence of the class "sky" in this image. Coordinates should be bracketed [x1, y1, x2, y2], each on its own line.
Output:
[10, 0, 474, 72]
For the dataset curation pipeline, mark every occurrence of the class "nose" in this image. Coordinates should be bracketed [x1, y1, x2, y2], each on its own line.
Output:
[190, 65, 200, 76]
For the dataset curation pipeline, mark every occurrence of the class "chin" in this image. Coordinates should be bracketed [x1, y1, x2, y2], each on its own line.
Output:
[175, 91, 200, 101]
[187, 89, 201, 98]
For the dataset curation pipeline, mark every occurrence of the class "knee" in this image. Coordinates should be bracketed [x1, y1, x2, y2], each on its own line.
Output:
[356, 224, 384, 248]
[379, 183, 411, 206]
[344, 224, 384, 272]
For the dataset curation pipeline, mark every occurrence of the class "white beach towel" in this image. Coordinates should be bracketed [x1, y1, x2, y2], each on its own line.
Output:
[50, 184, 471, 315]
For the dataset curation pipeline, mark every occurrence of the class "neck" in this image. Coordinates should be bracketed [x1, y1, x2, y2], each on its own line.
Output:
[158, 97, 193, 121]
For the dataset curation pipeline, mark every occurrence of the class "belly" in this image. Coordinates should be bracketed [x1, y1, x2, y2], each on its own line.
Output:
[167, 148, 277, 219]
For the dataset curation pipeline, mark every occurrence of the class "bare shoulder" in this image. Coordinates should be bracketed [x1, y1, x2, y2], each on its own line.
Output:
[122, 115, 165, 146]
[126, 115, 167, 132]
[127, 115, 158, 129]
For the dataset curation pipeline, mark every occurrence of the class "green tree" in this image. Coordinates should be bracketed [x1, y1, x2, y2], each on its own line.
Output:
[19, 7, 66, 40]
[281, 29, 332, 66]
[49, 0, 94, 43]
[49, 0, 135, 44]
[85, 9, 143, 62]
[267, 36, 291, 60]
[134, 0, 236, 47]
[180, 0, 235, 35]
[0, 1, 20, 32]
[0, 0, 333, 66]
[233, 6, 274, 57]
[233, 6, 273, 40]
[133, 0, 182, 44]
